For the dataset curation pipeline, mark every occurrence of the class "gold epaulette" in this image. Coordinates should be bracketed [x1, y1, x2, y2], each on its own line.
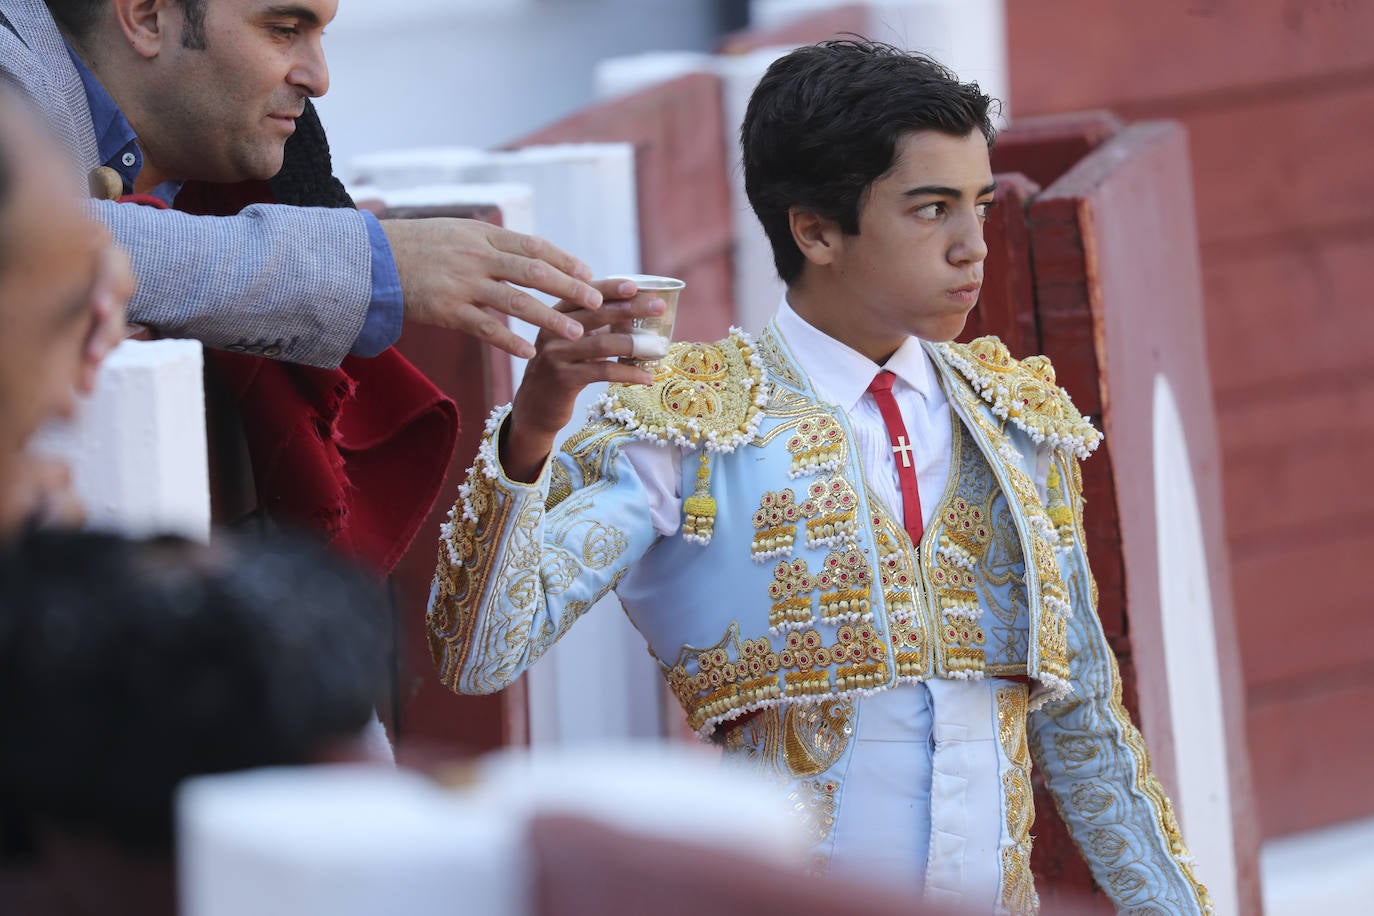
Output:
[592, 327, 769, 453]
[940, 336, 1102, 458]
[591, 328, 769, 547]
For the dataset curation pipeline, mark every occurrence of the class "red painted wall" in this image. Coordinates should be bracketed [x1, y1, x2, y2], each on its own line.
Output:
[1007, 0, 1374, 839]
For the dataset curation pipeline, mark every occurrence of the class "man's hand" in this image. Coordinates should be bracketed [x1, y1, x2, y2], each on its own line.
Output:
[77, 235, 136, 394]
[381, 218, 605, 359]
[501, 278, 666, 483]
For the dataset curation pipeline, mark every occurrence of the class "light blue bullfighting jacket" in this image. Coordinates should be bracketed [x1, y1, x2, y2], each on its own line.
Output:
[428, 323, 1213, 915]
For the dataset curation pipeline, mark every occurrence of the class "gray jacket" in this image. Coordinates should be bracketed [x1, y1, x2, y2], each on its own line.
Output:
[0, 0, 373, 368]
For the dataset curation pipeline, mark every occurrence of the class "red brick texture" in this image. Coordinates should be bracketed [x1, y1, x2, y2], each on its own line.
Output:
[1008, 0, 1374, 841]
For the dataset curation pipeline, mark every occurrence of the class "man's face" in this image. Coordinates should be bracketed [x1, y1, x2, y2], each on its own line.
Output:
[139, 0, 337, 183]
[824, 129, 995, 350]
[0, 118, 108, 472]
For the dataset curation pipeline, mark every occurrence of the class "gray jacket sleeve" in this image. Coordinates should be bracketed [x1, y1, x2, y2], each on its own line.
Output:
[98, 200, 374, 368]
[3, 0, 375, 369]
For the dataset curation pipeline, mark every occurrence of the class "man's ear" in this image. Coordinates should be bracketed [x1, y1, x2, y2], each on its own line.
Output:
[112, 0, 173, 59]
[788, 207, 842, 269]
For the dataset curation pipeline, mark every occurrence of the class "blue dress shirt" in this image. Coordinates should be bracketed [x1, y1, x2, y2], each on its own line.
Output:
[67, 44, 403, 357]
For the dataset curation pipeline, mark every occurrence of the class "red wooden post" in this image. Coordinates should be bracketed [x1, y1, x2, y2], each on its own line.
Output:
[959, 171, 1040, 355]
[1006, 0, 1374, 847]
[1025, 122, 1261, 914]
[529, 815, 1102, 916]
[376, 203, 526, 760]
[963, 113, 1262, 911]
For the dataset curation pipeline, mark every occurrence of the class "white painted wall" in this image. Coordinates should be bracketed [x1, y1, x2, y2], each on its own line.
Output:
[597, 0, 1010, 332]
[751, 0, 1009, 111]
[316, 0, 728, 173]
[1262, 816, 1374, 915]
[29, 339, 210, 542]
[1152, 375, 1238, 916]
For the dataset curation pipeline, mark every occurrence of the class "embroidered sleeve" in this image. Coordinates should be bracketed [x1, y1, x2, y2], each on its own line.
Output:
[426, 406, 660, 696]
[1028, 454, 1214, 915]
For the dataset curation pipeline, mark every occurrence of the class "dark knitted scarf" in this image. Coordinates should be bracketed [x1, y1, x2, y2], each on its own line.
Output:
[176, 99, 459, 575]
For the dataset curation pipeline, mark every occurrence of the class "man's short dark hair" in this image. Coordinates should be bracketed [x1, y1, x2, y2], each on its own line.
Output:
[0, 529, 389, 855]
[741, 38, 998, 284]
[45, 0, 207, 48]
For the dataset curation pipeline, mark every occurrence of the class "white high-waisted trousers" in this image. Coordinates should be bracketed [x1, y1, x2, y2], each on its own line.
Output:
[827, 679, 1010, 912]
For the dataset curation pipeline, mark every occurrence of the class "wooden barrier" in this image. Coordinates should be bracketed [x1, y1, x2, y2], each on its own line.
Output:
[1006, 0, 1374, 847]
[978, 115, 1261, 914]
[512, 74, 736, 343]
[374, 203, 523, 759]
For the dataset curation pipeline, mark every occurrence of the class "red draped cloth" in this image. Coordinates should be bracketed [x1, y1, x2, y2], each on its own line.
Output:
[159, 180, 459, 575]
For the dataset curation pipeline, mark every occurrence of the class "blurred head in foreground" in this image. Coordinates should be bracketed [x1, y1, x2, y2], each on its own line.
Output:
[0, 529, 389, 913]
[0, 87, 134, 536]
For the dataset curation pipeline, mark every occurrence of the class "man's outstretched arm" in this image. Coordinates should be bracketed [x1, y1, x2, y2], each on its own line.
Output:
[100, 198, 606, 370]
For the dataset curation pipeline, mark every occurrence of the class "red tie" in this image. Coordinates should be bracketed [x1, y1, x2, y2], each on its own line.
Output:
[867, 370, 924, 547]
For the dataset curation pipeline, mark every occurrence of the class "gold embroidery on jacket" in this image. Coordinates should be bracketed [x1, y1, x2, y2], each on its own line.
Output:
[1055, 466, 1209, 911]
[876, 527, 918, 619]
[768, 558, 816, 632]
[787, 414, 845, 477]
[782, 698, 855, 778]
[788, 778, 840, 845]
[595, 332, 767, 452]
[939, 337, 1102, 459]
[752, 488, 800, 560]
[814, 547, 873, 624]
[999, 458, 1072, 684]
[720, 706, 782, 771]
[560, 420, 631, 490]
[583, 523, 628, 570]
[662, 623, 889, 736]
[527, 568, 628, 665]
[997, 685, 1038, 915]
[889, 615, 928, 679]
[430, 488, 514, 688]
[928, 492, 993, 675]
[547, 462, 573, 512]
[476, 498, 545, 691]
[757, 325, 805, 392]
[1045, 461, 1076, 551]
[800, 475, 860, 547]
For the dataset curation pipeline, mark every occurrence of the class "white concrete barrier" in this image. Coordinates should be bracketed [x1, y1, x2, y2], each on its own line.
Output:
[350, 146, 663, 749]
[750, 0, 1010, 112]
[595, 49, 791, 336]
[1262, 816, 1374, 915]
[30, 338, 210, 542]
[178, 745, 808, 916]
[178, 767, 527, 916]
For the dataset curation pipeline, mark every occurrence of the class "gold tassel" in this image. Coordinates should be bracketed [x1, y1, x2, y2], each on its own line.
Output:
[1045, 460, 1074, 546]
[682, 451, 717, 544]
